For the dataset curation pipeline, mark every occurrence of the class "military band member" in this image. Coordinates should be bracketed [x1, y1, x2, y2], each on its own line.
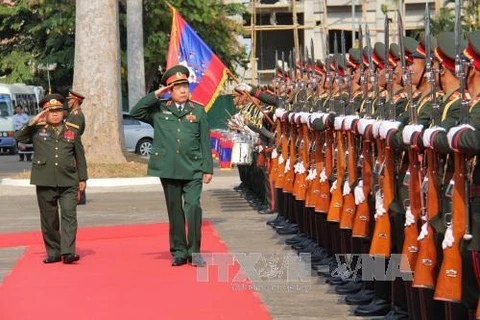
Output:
[130, 64, 213, 267]
[15, 94, 88, 264]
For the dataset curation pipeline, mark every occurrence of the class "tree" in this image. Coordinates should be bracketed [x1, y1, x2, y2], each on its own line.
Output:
[74, 0, 126, 163]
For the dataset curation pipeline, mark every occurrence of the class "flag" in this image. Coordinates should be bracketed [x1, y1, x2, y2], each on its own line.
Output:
[167, 5, 228, 112]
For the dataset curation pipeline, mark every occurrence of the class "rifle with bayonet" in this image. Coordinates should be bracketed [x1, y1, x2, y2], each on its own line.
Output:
[397, 9, 422, 273]
[434, 0, 471, 302]
[413, 3, 439, 289]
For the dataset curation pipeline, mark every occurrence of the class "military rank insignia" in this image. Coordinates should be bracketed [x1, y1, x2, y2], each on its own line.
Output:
[186, 114, 197, 121]
[64, 130, 76, 141]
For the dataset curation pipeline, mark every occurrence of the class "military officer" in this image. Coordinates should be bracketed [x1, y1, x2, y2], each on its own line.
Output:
[130, 64, 213, 267]
[15, 94, 88, 264]
[65, 90, 87, 205]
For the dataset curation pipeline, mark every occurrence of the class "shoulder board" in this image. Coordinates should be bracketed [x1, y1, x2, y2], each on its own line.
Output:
[65, 121, 80, 130]
[470, 97, 480, 111]
[352, 90, 363, 99]
[72, 109, 79, 115]
[412, 90, 422, 99]
[189, 99, 204, 107]
[450, 92, 461, 101]
[166, 100, 172, 106]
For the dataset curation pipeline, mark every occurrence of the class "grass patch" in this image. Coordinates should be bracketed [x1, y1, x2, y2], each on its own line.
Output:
[10, 153, 149, 179]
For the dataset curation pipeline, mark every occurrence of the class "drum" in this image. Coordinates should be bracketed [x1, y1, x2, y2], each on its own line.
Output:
[219, 139, 234, 169]
[231, 141, 252, 165]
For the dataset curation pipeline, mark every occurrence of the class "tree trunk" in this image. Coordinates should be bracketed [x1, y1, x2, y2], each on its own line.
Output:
[127, 0, 146, 110]
[73, 0, 126, 163]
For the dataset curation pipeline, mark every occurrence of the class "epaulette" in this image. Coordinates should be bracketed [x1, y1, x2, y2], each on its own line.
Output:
[65, 121, 80, 130]
[412, 90, 422, 100]
[166, 100, 172, 106]
[470, 96, 480, 110]
[352, 90, 363, 99]
[392, 92, 408, 104]
[189, 99, 204, 107]
[72, 109, 79, 115]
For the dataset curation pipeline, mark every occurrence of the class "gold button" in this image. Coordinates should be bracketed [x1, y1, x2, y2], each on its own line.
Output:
[177, 129, 181, 132]
[55, 163, 58, 166]
[55, 147, 58, 150]
[178, 119, 181, 122]
[55, 155, 58, 158]
[44, 138, 46, 141]
[37, 161, 40, 164]
[154, 152, 159, 156]
[177, 139, 180, 142]
[176, 150, 180, 154]
[166, 117, 169, 120]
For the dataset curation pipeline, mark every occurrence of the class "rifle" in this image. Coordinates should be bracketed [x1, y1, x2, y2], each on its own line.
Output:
[327, 34, 345, 223]
[352, 25, 374, 238]
[396, 10, 422, 273]
[434, 0, 470, 302]
[413, 4, 438, 289]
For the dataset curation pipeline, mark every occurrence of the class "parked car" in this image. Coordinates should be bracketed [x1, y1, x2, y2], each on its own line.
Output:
[123, 112, 153, 157]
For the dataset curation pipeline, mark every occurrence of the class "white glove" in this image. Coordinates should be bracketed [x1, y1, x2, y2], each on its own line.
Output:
[422, 127, 446, 148]
[294, 112, 303, 124]
[402, 124, 424, 145]
[344, 115, 359, 131]
[235, 83, 252, 92]
[284, 158, 291, 173]
[278, 154, 284, 164]
[322, 113, 334, 125]
[306, 168, 317, 181]
[319, 168, 328, 182]
[300, 112, 310, 124]
[374, 191, 386, 219]
[271, 149, 278, 159]
[330, 179, 338, 193]
[442, 225, 454, 249]
[372, 121, 383, 138]
[343, 180, 351, 196]
[257, 145, 264, 153]
[404, 206, 415, 227]
[288, 112, 296, 123]
[334, 116, 345, 131]
[294, 161, 306, 174]
[447, 124, 475, 150]
[357, 119, 376, 136]
[354, 180, 365, 205]
[417, 218, 429, 241]
[274, 108, 286, 121]
[379, 121, 401, 139]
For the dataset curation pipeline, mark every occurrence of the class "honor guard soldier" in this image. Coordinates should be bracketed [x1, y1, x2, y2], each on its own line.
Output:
[130, 64, 213, 267]
[15, 94, 88, 264]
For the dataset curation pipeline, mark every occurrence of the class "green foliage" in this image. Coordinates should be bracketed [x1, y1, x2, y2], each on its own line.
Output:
[429, 0, 480, 35]
[1, 0, 248, 95]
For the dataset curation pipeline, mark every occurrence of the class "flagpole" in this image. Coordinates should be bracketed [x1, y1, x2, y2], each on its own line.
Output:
[226, 69, 274, 126]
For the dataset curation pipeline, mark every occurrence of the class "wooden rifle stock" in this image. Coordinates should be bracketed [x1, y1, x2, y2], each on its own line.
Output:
[369, 139, 392, 257]
[400, 147, 422, 272]
[434, 152, 466, 303]
[340, 129, 358, 229]
[352, 136, 373, 238]
[294, 123, 310, 200]
[327, 130, 345, 222]
[275, 120, 289, 189]
[315, 128, 333, 213]
[283, 122, 297, 193]
[269, 118, 282, 183]
[413, 147, 439, 289]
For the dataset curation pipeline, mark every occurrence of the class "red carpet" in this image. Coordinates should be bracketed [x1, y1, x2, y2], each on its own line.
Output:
[0, 222, 271, 320]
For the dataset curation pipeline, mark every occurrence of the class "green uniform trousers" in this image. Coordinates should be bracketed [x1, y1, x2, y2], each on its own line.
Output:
[36, 185, 78, 257]
[160, 178, 203, 259]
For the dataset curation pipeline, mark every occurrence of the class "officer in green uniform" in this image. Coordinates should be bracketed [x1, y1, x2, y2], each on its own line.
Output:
[15, 94, 88, 264]
[130, 64, 213, 267]
[65, 90, 87, 205]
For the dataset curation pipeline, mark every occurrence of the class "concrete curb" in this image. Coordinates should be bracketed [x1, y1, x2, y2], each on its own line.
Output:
[1, 177, 161, 187]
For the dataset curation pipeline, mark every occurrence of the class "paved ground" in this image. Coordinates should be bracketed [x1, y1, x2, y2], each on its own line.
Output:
[0, 158, 363, 319]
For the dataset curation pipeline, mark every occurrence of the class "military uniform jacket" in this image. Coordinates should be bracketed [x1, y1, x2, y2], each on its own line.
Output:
[130, 92, 213, 180]
[66, 108, 86, 136]
[15, 122, 88, 187]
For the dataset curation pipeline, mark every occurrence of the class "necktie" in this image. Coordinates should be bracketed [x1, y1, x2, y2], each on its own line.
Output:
[177, 104, 183, 113]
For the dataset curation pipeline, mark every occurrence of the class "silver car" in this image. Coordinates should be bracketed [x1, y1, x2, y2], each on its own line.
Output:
[123, 112, 153, 157]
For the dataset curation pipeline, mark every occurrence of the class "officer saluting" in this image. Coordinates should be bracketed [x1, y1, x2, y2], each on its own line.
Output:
[15, 94, 88, 264]
[130, 64, 213, 267]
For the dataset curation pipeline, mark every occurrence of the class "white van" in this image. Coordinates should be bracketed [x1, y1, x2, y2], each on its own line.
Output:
[0, 84, 44, 154]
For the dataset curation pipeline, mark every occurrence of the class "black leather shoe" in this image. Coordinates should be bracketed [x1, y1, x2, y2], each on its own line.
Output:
[276, 226, 298, 235]
[259, 208, 277, 214]
[172, 257, 188, 266]
[335, 280, 363, 294]
[43, 256, 62, 264]
[62, 254, 80, 264]
[345, 288, 375, 305]
[383, 305, 409, 320]
[353, 298, 390, 316]
[190, 255, 207, 267]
